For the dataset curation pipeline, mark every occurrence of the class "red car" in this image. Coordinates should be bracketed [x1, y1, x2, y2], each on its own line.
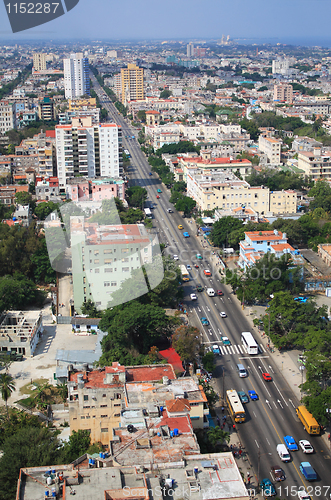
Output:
[217, 290, 224, 296]
[203, 269, 211, 276]
[262, 372, 272, 381]
[156, 195, 160, 199]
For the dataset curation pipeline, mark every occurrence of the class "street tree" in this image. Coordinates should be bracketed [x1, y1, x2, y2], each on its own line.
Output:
[0, 373, 15, 416]
[172, 325, 200, 364]
[207, 425, 230, 448]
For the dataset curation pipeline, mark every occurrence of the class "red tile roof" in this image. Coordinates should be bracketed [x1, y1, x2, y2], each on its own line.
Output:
[125, 364, 176, 383]
[166, 398, 191, 413]
[159, 347, 183, 372]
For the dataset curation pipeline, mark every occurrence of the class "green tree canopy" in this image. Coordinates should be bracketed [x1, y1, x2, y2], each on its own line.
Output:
[172, 325, 200, 364]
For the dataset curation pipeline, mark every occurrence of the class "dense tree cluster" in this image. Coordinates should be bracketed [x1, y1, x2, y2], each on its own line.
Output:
[246, 169, 312, 191]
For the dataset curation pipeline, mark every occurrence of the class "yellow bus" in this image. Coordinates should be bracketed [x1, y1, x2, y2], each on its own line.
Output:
[296, 406, 320, 435]
[179, 265, 189, 282]
[226, 389, 246, 423]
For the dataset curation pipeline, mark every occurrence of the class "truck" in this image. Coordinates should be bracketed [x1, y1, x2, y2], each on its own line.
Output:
[299, 462, 317, 481]
[144, 208, 153, 219]
[179, 265, 190, 282]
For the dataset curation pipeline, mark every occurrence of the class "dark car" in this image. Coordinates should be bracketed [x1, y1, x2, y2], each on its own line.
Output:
[270, 465, 286, 482]
[196, 284, 203, 292]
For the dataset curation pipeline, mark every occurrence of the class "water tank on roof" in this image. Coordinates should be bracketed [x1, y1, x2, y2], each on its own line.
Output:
[163, 376, 169, 385]
[174, 428, 179, 436]
[127, 424, 134, 433]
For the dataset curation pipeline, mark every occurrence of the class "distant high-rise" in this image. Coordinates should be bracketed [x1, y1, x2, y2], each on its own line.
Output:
[114, 64, 144, 105]
[187, 42, 194, 57]
[273, 83, 293, 104]
[33, 53, 46, 72]
[64, 53, 90, 100]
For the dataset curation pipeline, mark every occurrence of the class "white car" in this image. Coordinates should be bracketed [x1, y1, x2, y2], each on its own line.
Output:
[190, 293, 197, 300]
[299, 439, 314, 454]
[173, 255, 179, 260]
[297, 490, 310, 500]
[220, 312, 227, 318]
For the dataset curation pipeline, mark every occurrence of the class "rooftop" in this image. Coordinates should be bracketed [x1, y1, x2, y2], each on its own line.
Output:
[17, 453, 248, 500]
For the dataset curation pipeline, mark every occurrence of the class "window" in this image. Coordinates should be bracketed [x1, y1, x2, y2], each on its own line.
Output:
[95, 268, 100, 273]
[114, 403, 121, 407]
[100, 404, 107, 408]
[114, 413, 120, 417]
[111, 282, 117, 287]
[101, 428, 108, 432]
[104, 258, 112, 264]
[94, 259, 99, 264]
[81, 416, 85, 419]
[105, 268, 112, 272]
[86, 416, 90, 419]
[104, 282, 110, 287]
[104, 249, 112, 254]
[94, 250, 99, 256]
[122, 257, 129, 262]
[101, 414, 108, 418]
[122, 267, 129, 272]
[83, 395, 88, 401]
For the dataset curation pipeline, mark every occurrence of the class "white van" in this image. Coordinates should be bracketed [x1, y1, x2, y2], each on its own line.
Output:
[277, 444, 291, 462]
[207, 288, 215, 297]
[236, 363, 248, 378]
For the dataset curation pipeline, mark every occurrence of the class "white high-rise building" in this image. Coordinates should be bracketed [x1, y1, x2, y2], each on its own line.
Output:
[33, 53, 46, 72]
[187, 42, 194, 57]
[56, 117, 122, 188]
[0, 101, 16, 135]
[63, 53, 90, 99]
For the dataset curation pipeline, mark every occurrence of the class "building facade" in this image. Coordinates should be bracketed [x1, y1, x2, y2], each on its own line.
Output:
[38, 96, 55, 121]
[273, 83, 293, 103]
[64, 53, 90, 99]
[55, 117, 122, 188]
[33, 53, 46, 72]
[258, 134, 282, 164]
[0, 101, 16, 135]
[297, 148, 331, 181]
[114, 64, 144, 105]
[0, 310, 43, 357]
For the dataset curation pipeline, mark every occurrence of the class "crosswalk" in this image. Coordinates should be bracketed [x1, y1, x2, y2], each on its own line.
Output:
[204, 343, 267, 356]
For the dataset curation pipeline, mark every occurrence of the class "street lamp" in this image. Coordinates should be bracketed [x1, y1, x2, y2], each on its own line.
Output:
[326, 408, 331, 446]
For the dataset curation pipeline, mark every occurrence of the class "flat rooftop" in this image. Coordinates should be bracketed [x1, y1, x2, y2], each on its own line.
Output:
[17, 453, 248, 500]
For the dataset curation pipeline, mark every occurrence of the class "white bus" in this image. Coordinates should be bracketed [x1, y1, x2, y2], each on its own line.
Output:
[241, 331, 258, 355]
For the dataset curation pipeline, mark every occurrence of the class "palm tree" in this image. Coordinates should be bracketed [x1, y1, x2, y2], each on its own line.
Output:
[0, 373, 16, 416]
[207, 425, 230, 448]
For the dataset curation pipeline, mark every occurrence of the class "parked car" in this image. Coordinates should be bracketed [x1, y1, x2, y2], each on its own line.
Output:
[248, 390, 258, 401]
[299, 440, 314, 454]
[284, 435, 298, 451]
[262, 372, 272, 381]
[237, 391, 249, 404]
[270, 465, 286, 482]
[203, 269, 211, 276]
[190, 293, 197, 301]
[200, 317, 209, 326]
[260, 478, 276, 496]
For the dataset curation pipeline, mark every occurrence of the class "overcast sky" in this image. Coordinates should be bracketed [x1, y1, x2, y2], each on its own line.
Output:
[0, 0, 331, 45]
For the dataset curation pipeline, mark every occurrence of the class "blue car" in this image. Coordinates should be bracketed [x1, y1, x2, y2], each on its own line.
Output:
[238, 391, 249, 404]
[260, 478, 276, 496]
[200, 317, 209, 326]
[284, 435, 298, 451]
[248, 390, 258, 401]
[183, 232, 190, 238]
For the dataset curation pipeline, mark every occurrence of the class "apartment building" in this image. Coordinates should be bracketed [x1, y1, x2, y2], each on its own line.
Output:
[70, 218, 155, 312]
[32, 52, 46, 72]
[64, 53, 90, 99]
[38, 96, 55, 121]
[297, 148, 331, 181]
[269, 189, 297, 213]
[239, 229, 304, 270]
[35, 176, 59, 200]
[58, 107, 100, 125]
[187, 170, 297, 214]
[114, 64, 144, 105]
[66, 177, 125, 203]
[0, 101, 16, 134]
[55, 117, 122, 188]
[258, 134, 282, 165]
[178, 155, 253, 181]
[273, 83, 293, 103]
[187, 170, 270, 213]
[69, 97, 97, 111]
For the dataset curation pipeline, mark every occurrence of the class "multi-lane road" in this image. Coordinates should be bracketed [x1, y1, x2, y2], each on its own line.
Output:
[90, 74, 331, 498]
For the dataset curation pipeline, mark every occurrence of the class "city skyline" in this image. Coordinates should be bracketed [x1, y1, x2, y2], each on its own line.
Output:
[0, 0, 330, 46]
